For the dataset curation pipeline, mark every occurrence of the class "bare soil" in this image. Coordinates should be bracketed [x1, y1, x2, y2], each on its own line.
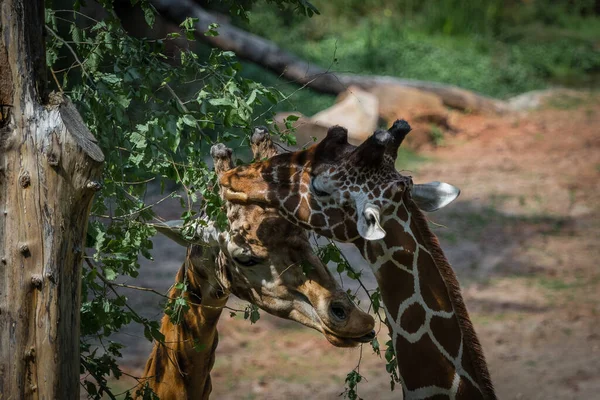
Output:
[111, 94, 600, 399]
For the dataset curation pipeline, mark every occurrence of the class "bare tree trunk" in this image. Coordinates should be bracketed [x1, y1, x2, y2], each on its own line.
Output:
[0, 0, 104, 398]
[152, 0, 509, 113]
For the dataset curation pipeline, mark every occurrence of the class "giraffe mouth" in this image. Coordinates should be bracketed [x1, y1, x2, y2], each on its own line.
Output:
[323, 329, 376, 348]
[354, 330, 376, 343]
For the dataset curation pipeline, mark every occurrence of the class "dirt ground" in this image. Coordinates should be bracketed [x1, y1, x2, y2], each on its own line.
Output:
[110, 93, 600, 399]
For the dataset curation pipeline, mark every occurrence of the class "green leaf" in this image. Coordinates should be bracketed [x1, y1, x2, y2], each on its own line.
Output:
[150, 323, 165, 342]
[205, 23, 220, 37]
[192, 339, 206, 352]
[71, 25, 82, 43]
[246, 89, 259, 105]
[180, 17, 198, 30]
[181, 114, 196, 127]
[371, 337, 380, 355]
[301, 260, 314, 276]
[143, 325, 152, 342]
[141, 2, 155, 27]
[103, 268, 117, 281]
[73, 0, 84, 12]
[370, 289, 381, 313]
[244, 304, 261, 324]
[208, 98, 234, 107]
[85, 380, 98, 396]
[130, 131, 147, 149]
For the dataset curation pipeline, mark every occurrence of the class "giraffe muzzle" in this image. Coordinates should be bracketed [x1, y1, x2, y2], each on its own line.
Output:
[354, 330, 376, 343]
[314, 293, 376, 347]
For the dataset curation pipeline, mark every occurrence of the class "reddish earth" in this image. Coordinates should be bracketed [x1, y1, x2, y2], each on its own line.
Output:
[111, 93, 600, 399]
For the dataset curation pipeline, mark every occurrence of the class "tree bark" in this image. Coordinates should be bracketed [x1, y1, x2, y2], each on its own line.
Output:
[0, 0, 104, 398]
[152, 0, 509, 113]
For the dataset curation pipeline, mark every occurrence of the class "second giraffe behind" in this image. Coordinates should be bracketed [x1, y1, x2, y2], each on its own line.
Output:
[219, 121, 497, 400]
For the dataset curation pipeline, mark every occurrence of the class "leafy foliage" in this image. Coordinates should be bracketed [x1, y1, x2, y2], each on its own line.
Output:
[243, 303, 261, 323]
[45, 1, 313, 397]
[342, 369, 364, 400]
[49, 1, 394, 398]
[317, 242, 400, 396]
[164, 281, 190, 325]
[384, 339, 401, 390]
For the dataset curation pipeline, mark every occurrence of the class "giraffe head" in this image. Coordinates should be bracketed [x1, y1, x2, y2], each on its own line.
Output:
[220, 120, 460, 243]
[206, 138, 375, 347]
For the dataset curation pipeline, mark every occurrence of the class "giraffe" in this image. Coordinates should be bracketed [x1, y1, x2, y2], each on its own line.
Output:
[139, 136, 376, 399]
[218, 121, 496, 400]
[139, 245, 225, 400]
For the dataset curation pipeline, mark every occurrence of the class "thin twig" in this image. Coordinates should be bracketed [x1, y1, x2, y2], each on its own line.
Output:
[253, 40, 342, 124]
[428, 218, 449, 229]
[53, 9, 101, 24]
[326, 239, 386, 325]
[86, 257, 242, 312]
[162, 83, 189, 113]
[117, 177, 156, 185]
[49, 68, 63, 92]
[277, 261, 301, 278]
[80, 357, 118, 400]
[328, 240, 371, 300]
[117, 190, 177, 219]
[45, 25, 92, 82]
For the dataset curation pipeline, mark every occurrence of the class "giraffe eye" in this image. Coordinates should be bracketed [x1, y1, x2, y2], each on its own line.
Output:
[233, 255, 262, 267]
[310, 178, 330, 197]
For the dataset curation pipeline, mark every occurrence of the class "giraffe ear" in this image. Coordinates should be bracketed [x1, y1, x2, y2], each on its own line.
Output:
[358, 204, 386, 241]
[412, 181, 461, 212]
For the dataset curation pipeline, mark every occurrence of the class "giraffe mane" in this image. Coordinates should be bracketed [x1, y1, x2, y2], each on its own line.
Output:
[406, 198, 497, 400]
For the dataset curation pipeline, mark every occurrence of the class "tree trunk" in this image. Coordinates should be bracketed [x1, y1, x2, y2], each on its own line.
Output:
[0, 0, 104, 398]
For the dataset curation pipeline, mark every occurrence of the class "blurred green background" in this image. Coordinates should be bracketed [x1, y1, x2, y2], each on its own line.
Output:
[230, 0, 600, 115]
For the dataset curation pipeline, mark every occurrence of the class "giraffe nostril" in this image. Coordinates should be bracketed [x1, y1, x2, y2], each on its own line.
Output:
[330, 304, 347, 321]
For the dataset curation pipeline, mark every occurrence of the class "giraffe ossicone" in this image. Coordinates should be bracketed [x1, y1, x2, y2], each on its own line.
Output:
[219, 120, 497, 400]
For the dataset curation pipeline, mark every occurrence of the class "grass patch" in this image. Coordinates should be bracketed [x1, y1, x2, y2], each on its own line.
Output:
[395, 148, 429, 173]
[429, 125, 445, 146]
[537, 277, 576, 291]
[441, 197, 572, 241]
[445, 207, 499, 236]
[244, 18, 550, 99]
[545, 93, 588, 110]
[232, 1, 600, 116]
[471, 311, 511, 326]
[437, 229, 459, 244]
[536, 274, 600, 292]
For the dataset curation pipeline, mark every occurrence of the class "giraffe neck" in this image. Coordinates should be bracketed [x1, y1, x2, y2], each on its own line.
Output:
[358, 197, 495, 400]
[140, 258, 228, 400]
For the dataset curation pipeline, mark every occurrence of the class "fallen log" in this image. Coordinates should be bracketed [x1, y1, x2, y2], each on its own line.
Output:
[151, 0, 509, 113]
